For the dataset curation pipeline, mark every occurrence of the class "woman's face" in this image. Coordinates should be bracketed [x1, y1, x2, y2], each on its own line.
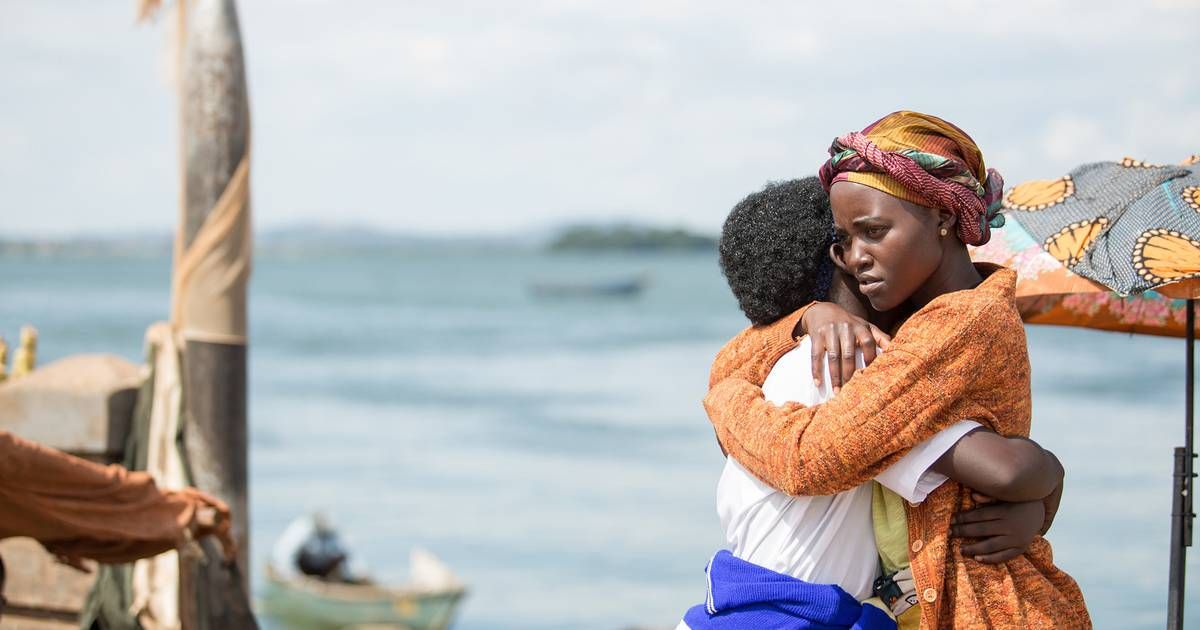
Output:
[829, 181, 945, 312]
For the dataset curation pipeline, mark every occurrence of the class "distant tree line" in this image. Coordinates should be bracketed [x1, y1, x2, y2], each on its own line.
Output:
[547, 225, 717, 252]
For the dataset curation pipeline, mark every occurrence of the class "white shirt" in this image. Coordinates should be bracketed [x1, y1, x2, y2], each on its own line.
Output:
[716, 337, 979, 600]
[271, 515, 315, 579]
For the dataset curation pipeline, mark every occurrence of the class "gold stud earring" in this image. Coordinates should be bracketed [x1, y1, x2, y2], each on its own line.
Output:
[939, 228, 949, 237]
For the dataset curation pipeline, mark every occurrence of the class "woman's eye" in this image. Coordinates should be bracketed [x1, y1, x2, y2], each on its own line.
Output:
[866, 226, 888, 238]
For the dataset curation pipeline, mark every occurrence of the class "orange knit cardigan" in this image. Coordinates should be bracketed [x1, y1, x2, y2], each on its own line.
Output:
[705, 265, 1090, 629]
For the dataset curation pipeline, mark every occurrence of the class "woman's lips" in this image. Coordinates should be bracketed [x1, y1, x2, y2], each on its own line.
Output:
[858, 278, 885, 296]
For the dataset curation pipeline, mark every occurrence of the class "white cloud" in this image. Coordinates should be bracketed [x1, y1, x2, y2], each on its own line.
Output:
[1040, 115, 1117, 163]
[1, 0, 1198, 236]
[1152, 0, 1200, 9]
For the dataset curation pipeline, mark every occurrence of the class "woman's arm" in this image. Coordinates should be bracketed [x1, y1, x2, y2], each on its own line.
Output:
[706, 294, 1015, 496]
[930, 430, 1063, 503]
[707, 305, 810, 389]
[706, 301, 889, 458]
[705, 307, 806, 458]
[706, 300, 889, 390]
[706, 309, 805, 458]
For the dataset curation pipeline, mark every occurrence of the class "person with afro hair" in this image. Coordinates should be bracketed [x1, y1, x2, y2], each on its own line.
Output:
[719, 177, 837, 327]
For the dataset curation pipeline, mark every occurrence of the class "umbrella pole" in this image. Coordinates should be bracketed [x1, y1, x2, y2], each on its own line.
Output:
[1168, 299, 1196, 629]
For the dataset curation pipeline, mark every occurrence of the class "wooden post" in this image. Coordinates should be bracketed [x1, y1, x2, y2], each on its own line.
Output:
[174, 0, 252, 626]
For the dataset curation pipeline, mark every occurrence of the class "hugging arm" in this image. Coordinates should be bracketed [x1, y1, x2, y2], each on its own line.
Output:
[705, 295, 1021, 496]
[931, 429, 1063, 503]
[946, 479, 1066, 563]
[935, 430, 1067, 563]
[707, 306, 810, 389]
[706, 306, 810, 456]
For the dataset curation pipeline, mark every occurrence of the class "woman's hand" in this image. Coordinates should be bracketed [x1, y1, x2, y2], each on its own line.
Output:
[800, 302, 891, 391]
[187, 490, 238, 563]
[950, 493, 1044, 564]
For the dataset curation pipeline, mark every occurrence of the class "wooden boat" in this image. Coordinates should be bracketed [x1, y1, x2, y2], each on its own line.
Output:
[529, 275, 648, 299]
[260, 548, 467, 630]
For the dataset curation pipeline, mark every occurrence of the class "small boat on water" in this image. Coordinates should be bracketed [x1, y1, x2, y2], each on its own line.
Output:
[529, 274, 648, 299]
[260, 515, 467, 630]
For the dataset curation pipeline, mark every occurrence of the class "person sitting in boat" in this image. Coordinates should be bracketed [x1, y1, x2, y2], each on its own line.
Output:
[273, 512, 362, 583]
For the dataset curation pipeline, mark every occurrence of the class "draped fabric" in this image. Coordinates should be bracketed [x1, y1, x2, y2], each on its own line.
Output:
[681, 551, 895, 630]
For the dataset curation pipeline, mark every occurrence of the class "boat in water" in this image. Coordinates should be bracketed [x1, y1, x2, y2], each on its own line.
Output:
[260, 515, 467, 629]
[528, 274, 648, 299]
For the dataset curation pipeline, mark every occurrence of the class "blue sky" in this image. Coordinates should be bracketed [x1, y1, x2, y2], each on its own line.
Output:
[3, 0, 1198, 237]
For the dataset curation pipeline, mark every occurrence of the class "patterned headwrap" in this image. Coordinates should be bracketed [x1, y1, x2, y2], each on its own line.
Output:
[818, 111, 1006, 246]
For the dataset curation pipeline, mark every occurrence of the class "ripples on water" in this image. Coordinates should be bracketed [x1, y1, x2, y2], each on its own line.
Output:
[2, 250, 1197, 629]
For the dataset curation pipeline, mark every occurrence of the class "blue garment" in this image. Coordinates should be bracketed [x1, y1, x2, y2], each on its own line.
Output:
[682, 551, 895, 630]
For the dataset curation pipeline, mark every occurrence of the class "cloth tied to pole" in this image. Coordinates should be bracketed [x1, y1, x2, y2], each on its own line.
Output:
[169, 154, 251, 346]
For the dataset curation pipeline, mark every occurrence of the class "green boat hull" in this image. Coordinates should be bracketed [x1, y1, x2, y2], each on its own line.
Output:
[259, 570, 466, 630]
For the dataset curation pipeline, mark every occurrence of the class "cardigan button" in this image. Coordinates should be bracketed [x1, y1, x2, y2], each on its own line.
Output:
[923, 588, 937, 603]
[911, 539, 924, 553]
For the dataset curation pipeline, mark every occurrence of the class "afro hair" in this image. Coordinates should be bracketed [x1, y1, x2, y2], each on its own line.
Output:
[719, 177, 834, 326]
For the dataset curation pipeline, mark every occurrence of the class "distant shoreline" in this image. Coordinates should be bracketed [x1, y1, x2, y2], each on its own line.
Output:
[1, 223, 718, 258]
[546, 225, 716, 252]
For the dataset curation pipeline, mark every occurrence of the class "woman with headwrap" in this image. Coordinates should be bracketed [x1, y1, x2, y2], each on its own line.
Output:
[701, 111, 1090, 629]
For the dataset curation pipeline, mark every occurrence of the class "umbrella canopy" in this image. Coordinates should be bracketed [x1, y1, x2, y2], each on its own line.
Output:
[969, 156, 1200, 337]
[970, 218, 1200, 337]
[970, 154, 1199, 629]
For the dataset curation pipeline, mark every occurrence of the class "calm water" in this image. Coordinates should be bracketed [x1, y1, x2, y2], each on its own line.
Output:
[2, 249, 1197, 629]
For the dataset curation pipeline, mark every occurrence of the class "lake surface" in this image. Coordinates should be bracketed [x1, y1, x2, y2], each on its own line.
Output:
[2, 249, 1197, 629]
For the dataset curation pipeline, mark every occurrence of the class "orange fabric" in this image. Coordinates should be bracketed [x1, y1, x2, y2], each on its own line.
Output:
[706, 304, 812, 390]
[0, 430, 230, 564]
[970, 223, 1200, 337]
[705, 266, 1090, 629]
[845, 172, 927, 208]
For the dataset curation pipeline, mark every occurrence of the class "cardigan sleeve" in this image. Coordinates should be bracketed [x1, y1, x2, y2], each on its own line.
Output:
[707, 304, 811, 389]
[0, 430, 232, 564]
[705, 296, 1008, 496]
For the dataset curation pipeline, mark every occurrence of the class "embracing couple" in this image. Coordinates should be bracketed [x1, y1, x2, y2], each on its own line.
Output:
[677, 112, 1091, 629]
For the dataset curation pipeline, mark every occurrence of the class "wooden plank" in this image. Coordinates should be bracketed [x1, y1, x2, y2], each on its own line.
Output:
[0, 355, 139, 460]
[0, 538, 95, 629]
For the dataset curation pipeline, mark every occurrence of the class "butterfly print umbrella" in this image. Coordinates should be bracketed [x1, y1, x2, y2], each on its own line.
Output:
[970, 154, 1200, 628]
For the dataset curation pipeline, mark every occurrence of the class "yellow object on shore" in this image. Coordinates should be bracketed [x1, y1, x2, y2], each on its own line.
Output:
[12, 325, 37, 378]
[0, 336, 8, 382]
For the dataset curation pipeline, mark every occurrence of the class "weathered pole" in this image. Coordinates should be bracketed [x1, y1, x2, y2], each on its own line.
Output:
[172, 0, 253, 626]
